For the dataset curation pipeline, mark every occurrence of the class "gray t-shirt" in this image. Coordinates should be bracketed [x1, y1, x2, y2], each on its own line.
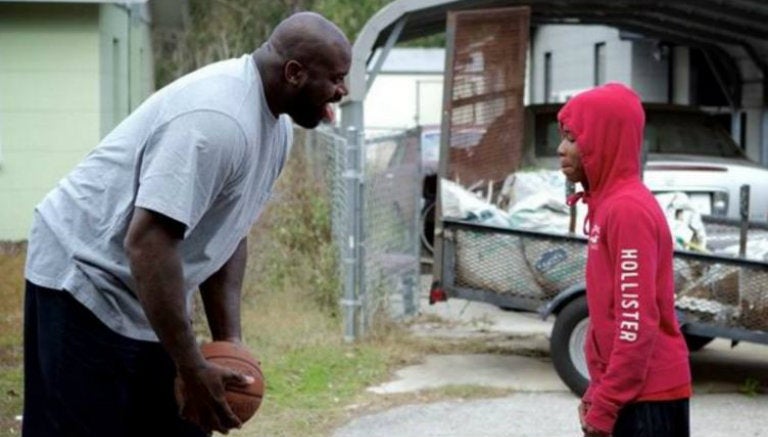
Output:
[25, 54, 293, 341]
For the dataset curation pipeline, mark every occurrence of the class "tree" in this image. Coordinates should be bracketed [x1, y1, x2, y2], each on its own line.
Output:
[153, 0, 392, 86]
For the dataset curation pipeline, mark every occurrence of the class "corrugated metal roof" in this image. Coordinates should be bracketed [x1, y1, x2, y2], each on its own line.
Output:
[349, 0, 768, 102]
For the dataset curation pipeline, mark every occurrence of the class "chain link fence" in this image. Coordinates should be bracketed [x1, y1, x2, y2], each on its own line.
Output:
[363, 129, 422, 332]
[300, 127, 422, 341]
[297, 128, 357, 340]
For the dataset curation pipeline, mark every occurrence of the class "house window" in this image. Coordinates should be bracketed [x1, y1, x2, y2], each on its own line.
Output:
[544, 52, 552, 103]
[594, 42, 606, 86]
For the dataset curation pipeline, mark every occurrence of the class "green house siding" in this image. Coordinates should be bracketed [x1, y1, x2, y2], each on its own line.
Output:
[0, 3, 101, 240]
[128, 11, 154, 115]
[0, 2, 155, 241]
[100, 3, 155, 137]
[99, 3, 129, 136]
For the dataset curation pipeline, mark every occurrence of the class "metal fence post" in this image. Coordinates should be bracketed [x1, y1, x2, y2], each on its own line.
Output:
[353, 127, 367, 337]
[341, 127, 362, 342]
[739, 184, 750, 258]
[405, 127, 423, 317]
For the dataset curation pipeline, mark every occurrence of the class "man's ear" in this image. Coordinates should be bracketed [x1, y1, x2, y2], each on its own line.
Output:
[284, 60, 307, 87]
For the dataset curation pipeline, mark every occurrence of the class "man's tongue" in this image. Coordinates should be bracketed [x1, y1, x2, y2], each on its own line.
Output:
[322, 104, 335, 124]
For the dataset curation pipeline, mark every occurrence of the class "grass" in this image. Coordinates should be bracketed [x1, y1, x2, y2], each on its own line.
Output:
[0, 242, 24, 436]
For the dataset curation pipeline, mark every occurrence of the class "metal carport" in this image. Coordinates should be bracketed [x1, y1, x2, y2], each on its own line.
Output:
[341, 0, 768, 164]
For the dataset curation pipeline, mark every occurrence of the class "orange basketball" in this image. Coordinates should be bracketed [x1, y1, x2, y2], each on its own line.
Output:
[175, 341, 265, 423]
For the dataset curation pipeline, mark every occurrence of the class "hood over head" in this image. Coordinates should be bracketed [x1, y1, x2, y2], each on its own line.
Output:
[557, 83, 645, 197]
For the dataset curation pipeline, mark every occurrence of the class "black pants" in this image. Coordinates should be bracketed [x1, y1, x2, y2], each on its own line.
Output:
[613, 398, 690, 437]
[23, 281, 207, 437]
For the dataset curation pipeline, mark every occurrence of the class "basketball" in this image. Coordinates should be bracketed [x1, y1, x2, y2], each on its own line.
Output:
[175, 341, 265, 423]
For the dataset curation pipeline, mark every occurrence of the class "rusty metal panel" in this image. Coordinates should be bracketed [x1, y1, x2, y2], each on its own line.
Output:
[441, 6, 530, 193]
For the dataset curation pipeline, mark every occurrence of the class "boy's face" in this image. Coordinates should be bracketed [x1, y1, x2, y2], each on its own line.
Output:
[557, 125, 586, 185]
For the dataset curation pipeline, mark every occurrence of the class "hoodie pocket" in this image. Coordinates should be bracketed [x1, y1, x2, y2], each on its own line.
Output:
[588, 328, 607, 371]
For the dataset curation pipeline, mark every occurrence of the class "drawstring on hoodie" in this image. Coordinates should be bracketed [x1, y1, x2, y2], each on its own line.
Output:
[567, 191, 593, 235]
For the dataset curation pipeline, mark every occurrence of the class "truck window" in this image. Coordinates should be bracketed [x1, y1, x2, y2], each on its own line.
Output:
[645, 112, 744, 158]
[535, 112, 560, 158]
[534, 108, 745, 159]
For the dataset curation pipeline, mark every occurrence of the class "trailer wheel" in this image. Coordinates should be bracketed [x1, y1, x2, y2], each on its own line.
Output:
[420, 200, 435, 255]
[550, 296, 590, 397]
[684, 333, 713, 352]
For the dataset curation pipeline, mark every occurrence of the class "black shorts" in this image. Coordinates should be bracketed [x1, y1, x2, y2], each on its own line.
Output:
[23, 281, 207, 437]
[613, 398, 690, 437]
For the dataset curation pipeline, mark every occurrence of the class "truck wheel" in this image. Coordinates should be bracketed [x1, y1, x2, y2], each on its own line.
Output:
[684, 333, 713, 352]
[550, 296, 590, 397]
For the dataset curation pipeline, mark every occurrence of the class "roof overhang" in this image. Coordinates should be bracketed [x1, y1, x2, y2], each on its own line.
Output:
[0, 0, 189, 29]
[0, 0, 148, 4]
[347, 0, 768, 103]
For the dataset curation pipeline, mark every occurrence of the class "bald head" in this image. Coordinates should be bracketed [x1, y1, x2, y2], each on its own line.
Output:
[269, 12, 350, 64]
[255, 12, 351, 128]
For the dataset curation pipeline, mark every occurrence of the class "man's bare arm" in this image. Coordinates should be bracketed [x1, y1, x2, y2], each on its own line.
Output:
[124, 207, 204, 373]
[200, 238, 247, 343]
[124, 207, 241, 432]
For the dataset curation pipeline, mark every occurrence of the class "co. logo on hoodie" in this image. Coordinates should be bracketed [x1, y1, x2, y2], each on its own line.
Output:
[589, 225, 601, 250]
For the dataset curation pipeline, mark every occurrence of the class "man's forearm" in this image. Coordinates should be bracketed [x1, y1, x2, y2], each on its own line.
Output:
[200, 238, 247, 342]
[125, 208, 205, 373]
[129, 244, 204, 372]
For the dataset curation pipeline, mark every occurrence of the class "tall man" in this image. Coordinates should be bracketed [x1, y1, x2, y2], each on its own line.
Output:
[557, 83, 692, 437]
[23, 12, 350, 436]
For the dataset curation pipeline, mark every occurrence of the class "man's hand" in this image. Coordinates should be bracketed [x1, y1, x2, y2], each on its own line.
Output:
[177, 361, 252, 434]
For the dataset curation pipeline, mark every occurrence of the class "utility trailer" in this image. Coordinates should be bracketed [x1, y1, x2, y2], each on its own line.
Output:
[424, 4, 768, 395]
[430, 193, 768, 395]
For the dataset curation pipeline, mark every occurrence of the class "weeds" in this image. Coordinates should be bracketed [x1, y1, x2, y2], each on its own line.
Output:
[245, 133, 340, 317]
[738, 377, 762, 397]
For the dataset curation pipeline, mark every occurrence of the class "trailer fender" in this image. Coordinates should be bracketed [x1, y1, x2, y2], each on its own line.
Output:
[539, 283, 586, 320]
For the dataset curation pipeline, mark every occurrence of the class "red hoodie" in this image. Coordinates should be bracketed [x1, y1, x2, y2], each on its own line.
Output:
[558, 83, 691, 433]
